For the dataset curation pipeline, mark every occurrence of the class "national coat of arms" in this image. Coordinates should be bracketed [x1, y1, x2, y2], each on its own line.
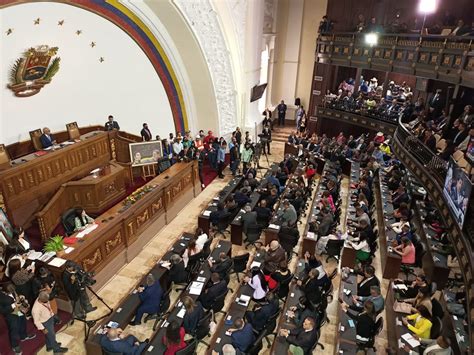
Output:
[7, 45, 60, 97]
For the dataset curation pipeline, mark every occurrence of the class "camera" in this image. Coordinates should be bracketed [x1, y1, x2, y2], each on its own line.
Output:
[76, 268, 96, 288]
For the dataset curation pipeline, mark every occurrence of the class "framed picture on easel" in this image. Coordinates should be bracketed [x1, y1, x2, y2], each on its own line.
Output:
[129, 141, 163, 167]
[0, 208, 13, 240]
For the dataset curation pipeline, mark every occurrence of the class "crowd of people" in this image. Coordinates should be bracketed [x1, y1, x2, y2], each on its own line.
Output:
[318, 12, 474, 36]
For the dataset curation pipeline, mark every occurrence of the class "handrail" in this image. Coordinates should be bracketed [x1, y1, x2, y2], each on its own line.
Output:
[318, 31, 474, 42]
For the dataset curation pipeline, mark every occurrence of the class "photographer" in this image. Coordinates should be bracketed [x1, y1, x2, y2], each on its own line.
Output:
[261, 124, 272, 155]
[62, 261, 97, 319]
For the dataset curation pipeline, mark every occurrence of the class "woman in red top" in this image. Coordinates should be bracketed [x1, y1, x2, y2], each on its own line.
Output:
[320, 190, 336, 213]
[263, 268, 278, 291]
[305, 164, 316, 184]
[163, 320, 186, 355]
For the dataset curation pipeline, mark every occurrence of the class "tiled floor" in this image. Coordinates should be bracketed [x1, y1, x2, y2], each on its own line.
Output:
[42, 137, 388, 354]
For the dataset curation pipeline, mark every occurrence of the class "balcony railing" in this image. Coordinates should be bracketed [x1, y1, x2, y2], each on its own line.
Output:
[392, 118, 474, 351]
[316, 32, 474, 88]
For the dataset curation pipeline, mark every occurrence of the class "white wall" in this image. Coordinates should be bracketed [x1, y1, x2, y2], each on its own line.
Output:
[0, 2, 175, 145]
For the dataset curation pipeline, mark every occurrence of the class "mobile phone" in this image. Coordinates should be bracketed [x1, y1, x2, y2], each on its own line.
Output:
[348, 319, 355, 328]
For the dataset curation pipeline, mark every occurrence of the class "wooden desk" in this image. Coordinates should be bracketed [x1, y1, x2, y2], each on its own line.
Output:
[264, 226, 280, 245]
[284, 143, 298, 157]
[271, 260, 306, 355]
[335, 272, 359, 350]
[43, 162, 199, 294]
[85, 233, 193, 355]
[1, 131, 113, 226]
[147, 241, 232, 353]
[441, 291, 469, 354]
[383, 251, 402, 279]
[206, 252, 265, 354]
[197, 176, 243, 234]
[340, 246, 356, 268]
[36, 162, 127, 240]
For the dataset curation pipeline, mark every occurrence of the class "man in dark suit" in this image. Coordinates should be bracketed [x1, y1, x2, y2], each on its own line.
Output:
[1, 284, 37, 354]
[245, 292, 279, 331]
[288, 131, 299, 145]
[209, 203, 231, 226]
[357, 265, 380, 297]
[165, 254, 188, 284]
[129, 274, 163, 325]
[199, 273, 227, 309]
[209, 252, 232, 280]
[279, 316, 318, 353]
[229, 317, 256, 352]
[100, 327, 147, 355]
[277, 100, 287, 126]
[241, 204, 257, 235]
[140, 123, 152, 141]
[317, 208, 334, 237]
[255, 199, 272, 227]
[105, 115, 120, 131]
[261, 125, 272, 155]
[428, 89, 445, 119]
[422, 129, 437, 153]
[40, 127, 56, 148]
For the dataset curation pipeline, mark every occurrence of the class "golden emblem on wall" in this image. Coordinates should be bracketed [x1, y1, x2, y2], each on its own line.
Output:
[7, 45, 60, 97]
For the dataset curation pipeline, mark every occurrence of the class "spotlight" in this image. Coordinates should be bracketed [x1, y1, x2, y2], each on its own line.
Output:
[418, 0, 437, 14]
[365, 33, 378, 46]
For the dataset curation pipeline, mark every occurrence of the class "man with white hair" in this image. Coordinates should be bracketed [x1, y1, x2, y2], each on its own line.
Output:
[263, 240, 287, 272]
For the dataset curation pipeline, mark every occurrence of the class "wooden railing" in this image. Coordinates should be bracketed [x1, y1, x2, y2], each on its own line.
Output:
[392, 119, 474, 349]
[316, 32, 474, 88]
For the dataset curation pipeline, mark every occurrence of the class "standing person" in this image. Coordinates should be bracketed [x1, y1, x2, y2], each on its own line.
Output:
[229, 138, 240, 176]
[140, 123, 152, 141]
[0, 283, 36, 354]
[104, 115, 120, 131]
[296, 105, 304, 130]
[241, 143, 253, 175]
[299, 111, 307, 134]
[33, 267, 60, 324]
[32, 291, 68, 353]
[261, 124, 272, 155]
[217, 142, 227, 179]
[234, 127, 242, 145]
[62, 261, 96, 319]
[277, 100, 287, 126]
[262, 108, 273, 129]
[195, 150, 205, 189]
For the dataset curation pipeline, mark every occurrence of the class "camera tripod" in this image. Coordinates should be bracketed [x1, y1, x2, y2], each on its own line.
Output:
[71, 285, 113, 340]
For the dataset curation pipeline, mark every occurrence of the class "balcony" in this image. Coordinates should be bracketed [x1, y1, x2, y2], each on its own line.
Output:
[316, 32, 474, 88]
[392, 119, 474, 348]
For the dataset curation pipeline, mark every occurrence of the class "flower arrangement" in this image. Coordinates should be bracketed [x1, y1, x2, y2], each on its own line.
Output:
[123, 185, 156, 207]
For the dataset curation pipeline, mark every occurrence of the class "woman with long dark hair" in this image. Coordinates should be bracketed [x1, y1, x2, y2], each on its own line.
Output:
[162, 320, 186, 355]
[245, 267, 268, 301]
[73, 208, 94, 232]
[10, 227, 31, 253]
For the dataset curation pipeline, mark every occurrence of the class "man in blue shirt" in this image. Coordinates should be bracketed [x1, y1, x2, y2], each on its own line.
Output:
[100, 328, 147, 354]
[39, 127, 56, 148]
[129, 274, 163, 325]
[217, 142, 227, 179]
[229, 317, 255, 352]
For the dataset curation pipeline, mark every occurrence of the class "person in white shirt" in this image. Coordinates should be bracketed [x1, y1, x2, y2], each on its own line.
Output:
[419, 335, 452, 355]
[194, 227, 208, 250]
[11, 227, 31, 253]
[182, 239, 202, 268]
[244, 267, 268, 301]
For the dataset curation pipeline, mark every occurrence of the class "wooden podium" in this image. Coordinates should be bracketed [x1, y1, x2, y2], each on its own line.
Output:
[36, 162, 126, 240]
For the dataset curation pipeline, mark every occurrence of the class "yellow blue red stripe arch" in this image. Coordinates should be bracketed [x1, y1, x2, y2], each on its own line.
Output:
[1, 0, 188, 133]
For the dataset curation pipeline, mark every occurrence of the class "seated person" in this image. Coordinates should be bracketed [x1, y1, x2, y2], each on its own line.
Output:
[241, 205, 257, 235]
[276, 200, 297, 227]
[420, 336, 452, 355]
[244, 267, 269, 302]
[194, 227, 209, 250]
[262, 240, 287, 273]
[182, 239, 202, 269]
[393, 237, 416, 265]
[74, 208, 94, 232]
[303, 252, 327, 281]
[278, 316, 318, 354]
[100, 327, 147, 355]
[209, 252, 232, 280]
[129, 274, 163, 325]
[162, 320, 186, 355]
[262, 268, 278, 291]
[254, 199, 272, 227]
[342, 300, 376, 345]
[405, 286, 433, 316]
[402, 305, 432, 339]
[297, 268, 325, 305]
[287, 296, 318, 327]
[228, 318, 255, 352]
[10, 227, 31, 253]
[316, 208, 334, 237]
[245, 292, 279, 331]
[199, 273, 227, 309]
[394, 274, 429, 299]
[182, 296, 204, 334]
[163, 254, 188, 284]
[347, 231, 371, 263]
[357, 265, 380, 297]
[40, 127, 56, 148]
[271, 260, 293, 298]
[209, 203, 230, 227]
[345, 286, 384, 314]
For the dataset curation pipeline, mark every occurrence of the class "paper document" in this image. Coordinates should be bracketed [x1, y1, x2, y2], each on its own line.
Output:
[306, 232, 316, 239]
[401, 333, 420, 348]
[64, 247, 75, 254]
[237, 295, 250, 306]
[393, 301, 412, 314]
[189, 281, 204, 295]
[48, 257, 67, 268]
[268, 224, 280, 230]
[250, 261, 261, 269]
[177, 307, 186, 318]
[27, 251, 43, 260]
[394, 283, 408, 291]
[202, 210, 211, 217]
[196, 277, 206, 282]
